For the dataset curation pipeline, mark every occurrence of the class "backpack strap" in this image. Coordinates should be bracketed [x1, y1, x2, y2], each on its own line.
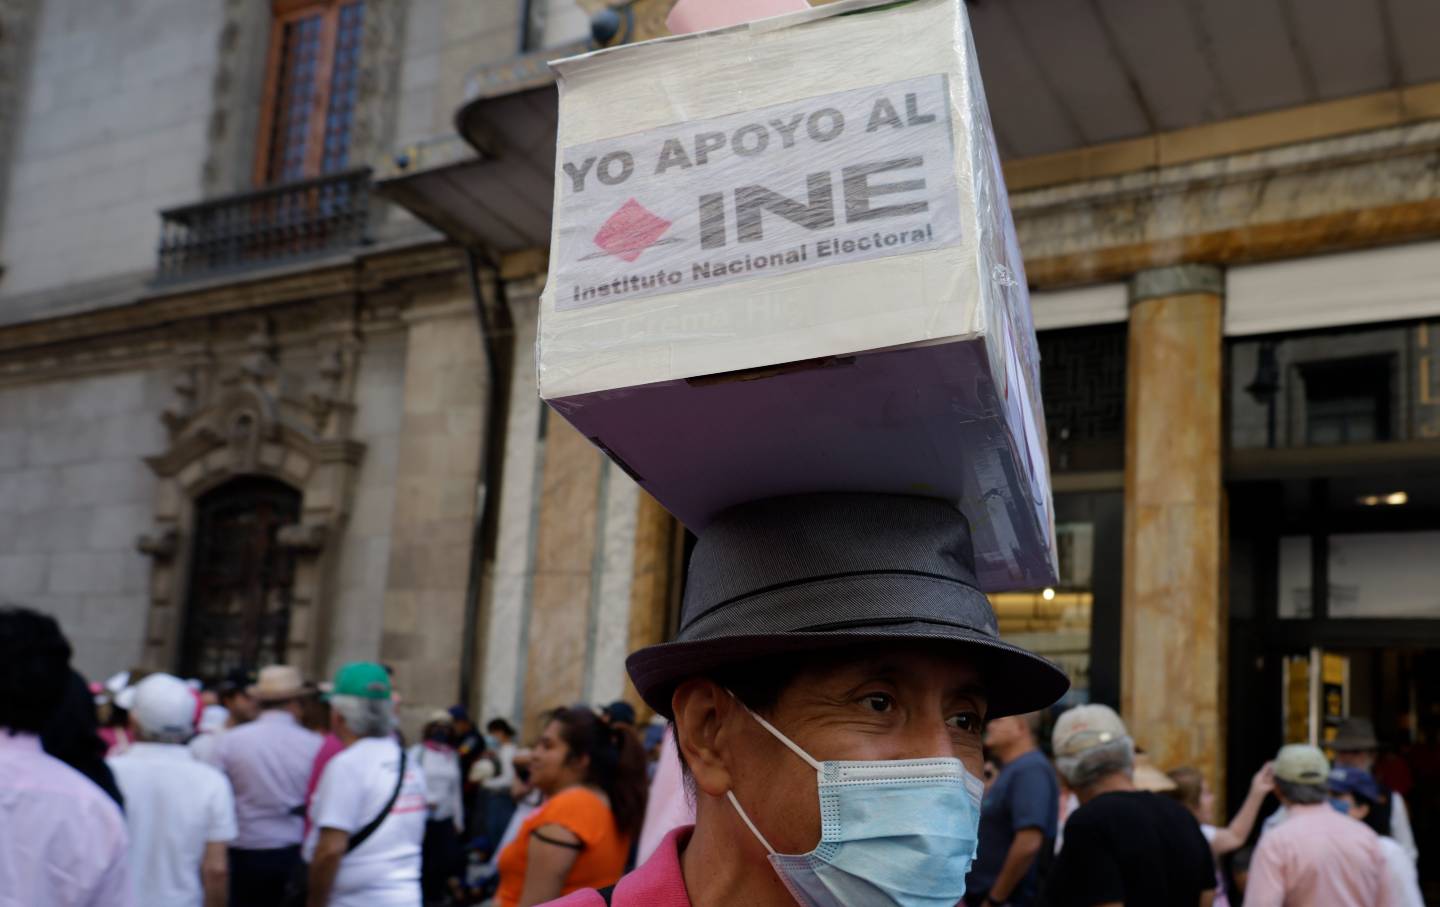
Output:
[346, 745, 407, 853]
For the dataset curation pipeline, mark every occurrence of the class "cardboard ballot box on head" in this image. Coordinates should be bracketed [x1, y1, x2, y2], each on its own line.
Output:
[538, 0, 1057, 591]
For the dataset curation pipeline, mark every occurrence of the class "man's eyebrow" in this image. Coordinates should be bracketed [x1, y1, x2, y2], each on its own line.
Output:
[946, 681, 987, 702]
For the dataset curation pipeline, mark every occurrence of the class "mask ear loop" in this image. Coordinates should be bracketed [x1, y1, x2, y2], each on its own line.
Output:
[723, 690, 824, 856]
[727, 790, 778, 854]
[727, 691, 824, 772]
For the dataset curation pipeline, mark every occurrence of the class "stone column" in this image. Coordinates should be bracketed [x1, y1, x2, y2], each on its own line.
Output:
[623, 490, 679, 717]
[1121, 264, 1226, 794]
[380, 286, 487, 732]
[519, 416, 605, 736]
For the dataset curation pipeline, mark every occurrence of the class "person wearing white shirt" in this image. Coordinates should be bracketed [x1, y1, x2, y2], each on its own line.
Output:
[305, 662, 426, 907]
[217, 664, 323, 905]
[1327, 766, 1424, 907]
[480, 718, 519, 846]
[1330, 717, 1419, 863]
[108, 673, 237, 907]
[409, 711, 466, 902]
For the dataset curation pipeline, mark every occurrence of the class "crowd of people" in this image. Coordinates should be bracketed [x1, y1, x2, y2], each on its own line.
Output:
[0, 604, 658, 907]
[961, 704, 1425, 906]
[0, 484, 1430, 907]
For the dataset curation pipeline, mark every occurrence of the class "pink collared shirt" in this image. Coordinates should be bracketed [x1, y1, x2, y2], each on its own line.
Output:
[216, 709, 323, 849]
[544, 825, 694, 907]
[1246, 802, 1400, 907]
[0, 730, 133, 907]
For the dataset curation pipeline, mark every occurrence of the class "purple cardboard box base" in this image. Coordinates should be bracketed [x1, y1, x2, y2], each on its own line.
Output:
[547, 340, 1055, 592]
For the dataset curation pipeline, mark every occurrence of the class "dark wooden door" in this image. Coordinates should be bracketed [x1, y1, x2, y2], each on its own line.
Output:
[180, 477, 302, 681]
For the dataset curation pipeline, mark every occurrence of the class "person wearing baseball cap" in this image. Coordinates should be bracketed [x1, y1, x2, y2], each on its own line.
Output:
[1043, 704, 1216, 907]
[303, 661, 427, 907]
[1326, 766, 1425, 907]
[1330, 716, 1418, 862]
[107, 673, 238, 907]
[542, 493, 1070, 907]
[1246, 744, 1398, 906]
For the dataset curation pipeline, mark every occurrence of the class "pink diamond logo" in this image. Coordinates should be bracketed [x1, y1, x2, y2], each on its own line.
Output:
[593, 198, 671, 263]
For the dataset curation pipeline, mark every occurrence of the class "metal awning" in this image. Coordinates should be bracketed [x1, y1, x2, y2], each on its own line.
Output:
[378, 0, 1440, 253]
[374, 43, 581, 256]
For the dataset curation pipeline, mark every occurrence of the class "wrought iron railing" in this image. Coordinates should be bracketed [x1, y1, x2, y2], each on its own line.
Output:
[156, 167, 372, 283]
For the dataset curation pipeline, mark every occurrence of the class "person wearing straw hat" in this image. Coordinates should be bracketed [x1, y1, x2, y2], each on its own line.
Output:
[1042, 704, 1216, 907]
[543, 493, 1070, 907]
[216, 664, 323, 906]
[1245, 744, 1398, 907]
[1330, 716, 1418, 863]
[108, 672, 238, 907]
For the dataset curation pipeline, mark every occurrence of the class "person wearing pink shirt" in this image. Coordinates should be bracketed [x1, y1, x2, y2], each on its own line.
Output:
[0, 606, 133, 907]
[1245, 744, 1399, 907]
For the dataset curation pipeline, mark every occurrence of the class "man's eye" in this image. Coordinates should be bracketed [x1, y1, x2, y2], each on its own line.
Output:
[948, 712, 981, 732]
[859, 694, 894, 713]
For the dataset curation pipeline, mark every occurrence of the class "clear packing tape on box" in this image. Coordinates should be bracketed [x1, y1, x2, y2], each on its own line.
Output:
[538, 0, 1058, 590]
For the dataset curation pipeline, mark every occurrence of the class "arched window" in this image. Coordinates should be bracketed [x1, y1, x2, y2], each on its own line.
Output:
[180, 477, 303, 680]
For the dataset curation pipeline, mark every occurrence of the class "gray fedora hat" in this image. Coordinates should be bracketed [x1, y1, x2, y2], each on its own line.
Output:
[1330, 717, 1380, 752]
[626, 493, 1069, 720]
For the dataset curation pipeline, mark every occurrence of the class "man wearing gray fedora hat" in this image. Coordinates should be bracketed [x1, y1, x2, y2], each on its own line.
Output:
[542, 493, 1069, 907]
[1330, 717, 1418, 863]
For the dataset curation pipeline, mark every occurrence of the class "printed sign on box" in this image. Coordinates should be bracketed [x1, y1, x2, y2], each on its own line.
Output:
[553, 74, 961, 311]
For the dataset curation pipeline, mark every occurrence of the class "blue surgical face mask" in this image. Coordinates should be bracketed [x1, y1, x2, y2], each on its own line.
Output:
[726, 702, 983, 907]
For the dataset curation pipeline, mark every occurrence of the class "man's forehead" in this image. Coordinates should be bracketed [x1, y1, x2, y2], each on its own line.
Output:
[796, 643, 984, 691]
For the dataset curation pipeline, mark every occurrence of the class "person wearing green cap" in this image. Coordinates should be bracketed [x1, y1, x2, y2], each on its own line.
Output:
[1245, 744, 1398, 907]
[302, 662, 426, 907]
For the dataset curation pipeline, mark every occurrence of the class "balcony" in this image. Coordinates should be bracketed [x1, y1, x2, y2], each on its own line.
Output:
[156, 168, 372, 284]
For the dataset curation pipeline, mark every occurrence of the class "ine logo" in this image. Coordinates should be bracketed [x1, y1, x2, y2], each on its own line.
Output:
[556, 73, 962, 309]
[583, 198, 683, 262]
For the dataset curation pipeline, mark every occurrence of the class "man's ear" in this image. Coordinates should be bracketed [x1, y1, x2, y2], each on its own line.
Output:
[672, 678, 740, 797]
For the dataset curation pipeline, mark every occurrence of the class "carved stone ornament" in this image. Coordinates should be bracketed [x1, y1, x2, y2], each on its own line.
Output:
[277, 521, 330, 553]
[136, 528, 180, 560]
[138, 316, 366, 679]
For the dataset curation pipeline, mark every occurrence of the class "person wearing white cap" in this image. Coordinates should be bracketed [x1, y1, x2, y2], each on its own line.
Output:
[108, 673, 238, 907]
[1042, 704, 1217, 907]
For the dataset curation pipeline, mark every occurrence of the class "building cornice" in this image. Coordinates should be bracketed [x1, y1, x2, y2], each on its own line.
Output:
[0, 238, 467, 356]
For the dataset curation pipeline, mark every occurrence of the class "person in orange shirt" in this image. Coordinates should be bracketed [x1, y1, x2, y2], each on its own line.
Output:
[496, 706, 647, 907]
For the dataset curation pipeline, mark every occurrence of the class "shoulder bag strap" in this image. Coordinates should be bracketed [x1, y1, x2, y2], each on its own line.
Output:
[346, 745, 408, 853]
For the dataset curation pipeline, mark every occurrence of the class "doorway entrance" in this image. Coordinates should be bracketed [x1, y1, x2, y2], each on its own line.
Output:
[179, 476, 302, 682]
[1229, 472, 1440, 899]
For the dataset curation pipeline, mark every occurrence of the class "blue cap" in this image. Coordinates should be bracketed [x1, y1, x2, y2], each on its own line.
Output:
[604, 700, 637, 726]
[448, 705, 471, 723]
[1327, 766, 1380, 803]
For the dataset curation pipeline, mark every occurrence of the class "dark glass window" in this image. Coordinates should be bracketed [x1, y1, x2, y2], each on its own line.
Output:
[258, 1, 366, 186]
[1037, 324, 1127, 472]
[1229, 321, 1440, 450]
[1300, 355, 1392, 445]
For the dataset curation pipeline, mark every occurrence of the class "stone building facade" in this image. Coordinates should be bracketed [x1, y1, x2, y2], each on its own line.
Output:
[0, 0, 611, 732]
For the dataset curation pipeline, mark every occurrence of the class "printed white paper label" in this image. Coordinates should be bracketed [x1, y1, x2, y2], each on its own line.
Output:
[553, 73, 961, 311]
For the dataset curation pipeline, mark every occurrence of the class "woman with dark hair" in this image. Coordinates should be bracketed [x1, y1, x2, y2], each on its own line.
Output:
[494, 706, 647, 907]
[41, 669, 126, 810]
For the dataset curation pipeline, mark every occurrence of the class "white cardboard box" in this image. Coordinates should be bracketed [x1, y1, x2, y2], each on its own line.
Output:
[539, 0, 1056, 590]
